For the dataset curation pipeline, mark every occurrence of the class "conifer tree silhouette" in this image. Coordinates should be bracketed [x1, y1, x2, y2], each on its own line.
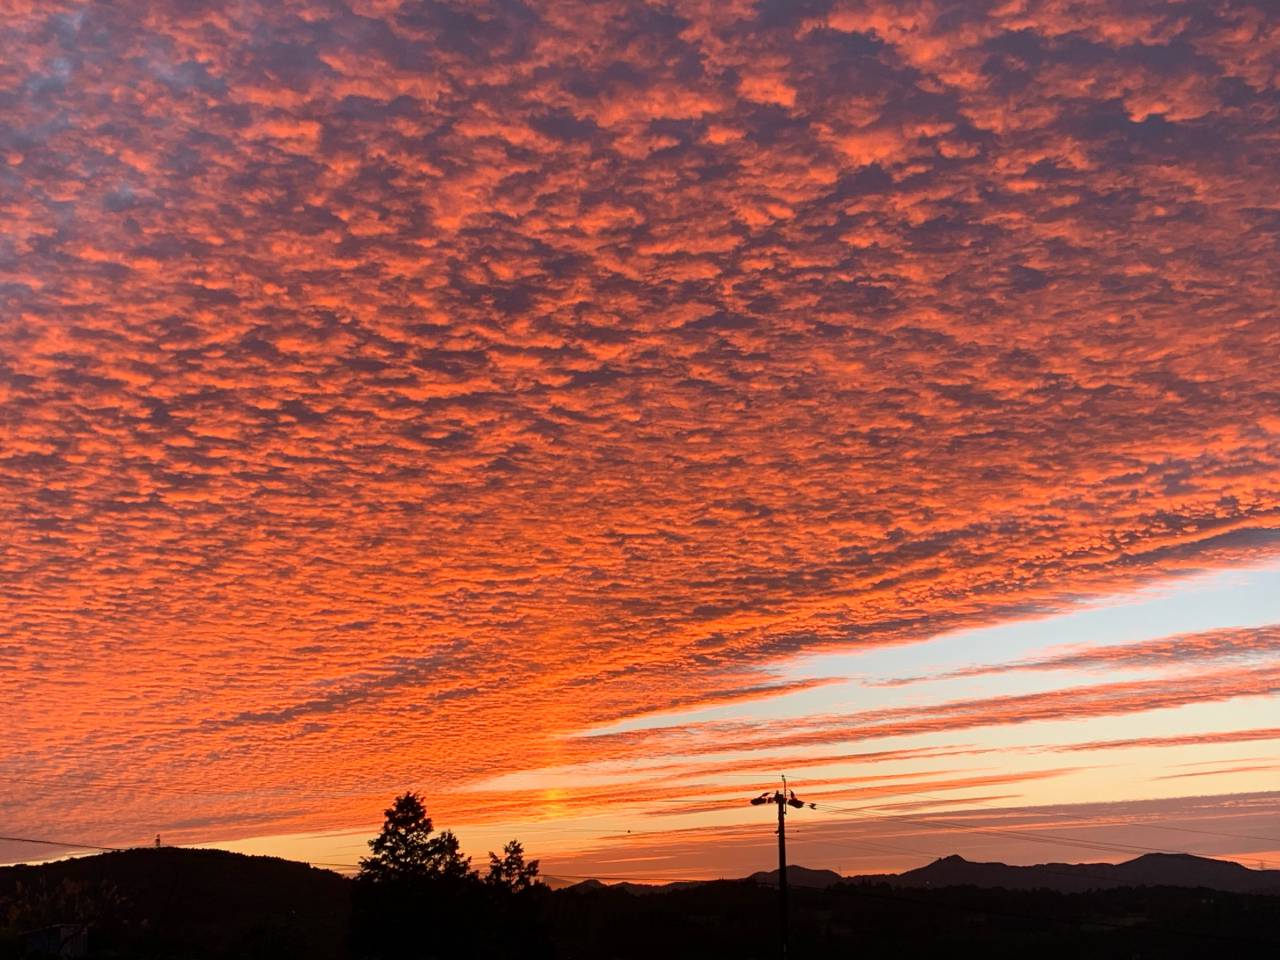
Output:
[358, 792, 471, 885]
[351, 792, 550, 959]
[486, 839, 540, 892]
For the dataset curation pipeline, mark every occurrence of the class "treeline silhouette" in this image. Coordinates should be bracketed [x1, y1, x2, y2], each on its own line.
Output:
[349, 791, 552, 959]
[2, 793, 1278, 958]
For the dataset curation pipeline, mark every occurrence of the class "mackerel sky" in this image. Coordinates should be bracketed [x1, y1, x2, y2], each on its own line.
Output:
[2, 0, 1278, 876]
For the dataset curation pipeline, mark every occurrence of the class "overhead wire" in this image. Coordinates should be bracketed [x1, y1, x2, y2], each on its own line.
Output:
[807, 800, 1212, 858]
[840, 788, 1280, 845]
[0, 835, 124, 852]
[7, 774, 1277, 879]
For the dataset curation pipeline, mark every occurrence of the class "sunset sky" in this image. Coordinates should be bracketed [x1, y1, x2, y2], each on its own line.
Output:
[2, 0, 1278, 881]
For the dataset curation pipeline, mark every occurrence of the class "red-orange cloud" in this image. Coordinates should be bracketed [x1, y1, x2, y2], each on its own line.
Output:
[1, 0, 1278, 852]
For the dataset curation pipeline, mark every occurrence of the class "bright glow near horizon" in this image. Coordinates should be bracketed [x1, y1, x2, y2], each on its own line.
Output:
[196, 565, 1279, 878]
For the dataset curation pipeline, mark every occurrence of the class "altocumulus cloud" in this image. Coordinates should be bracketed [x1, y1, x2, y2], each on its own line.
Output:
[1, 0, 1278, 846]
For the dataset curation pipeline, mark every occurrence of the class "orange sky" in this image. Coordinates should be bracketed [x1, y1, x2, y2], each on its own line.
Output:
[2, 0, 1278, 878]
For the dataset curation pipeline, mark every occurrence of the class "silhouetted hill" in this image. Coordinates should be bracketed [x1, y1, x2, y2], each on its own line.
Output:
[889, 852, 1280, 895]
[1113, 852, 1280, 893]
[4, 847, 1278, 958]
[562, 876, 607, 891]
[748, 865, 844, 888]
[0, 847, 349, 958]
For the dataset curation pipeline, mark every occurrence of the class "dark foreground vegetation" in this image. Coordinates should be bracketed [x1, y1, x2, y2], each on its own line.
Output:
[3, 795, 1277, 959]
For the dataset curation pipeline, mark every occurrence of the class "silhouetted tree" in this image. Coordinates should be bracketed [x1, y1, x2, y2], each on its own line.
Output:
[481, 839, 553, 960]
[486, 840, 540, 892]
[349, 792, 554, 959]
[358, 791, 472, 885]
[351, 792, 498, 959]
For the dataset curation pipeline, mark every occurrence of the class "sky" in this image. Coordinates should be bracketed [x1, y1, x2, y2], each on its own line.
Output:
[1, 0, 1278, 880]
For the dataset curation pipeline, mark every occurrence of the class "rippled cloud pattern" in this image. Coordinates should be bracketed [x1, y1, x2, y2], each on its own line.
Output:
[2, 0, 1279, 850]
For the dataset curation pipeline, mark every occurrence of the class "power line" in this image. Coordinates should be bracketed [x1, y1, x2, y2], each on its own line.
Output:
[784, 823, 936, 860]
[806, 801, 1209, 859]
[7, 784, 1276, 881]
[0, 835, 123, 852]
[839, 788, 1280, 845]
[788, 828, 1219, 893]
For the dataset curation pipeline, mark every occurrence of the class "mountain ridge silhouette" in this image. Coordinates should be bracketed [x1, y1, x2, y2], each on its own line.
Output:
[4, 847, 1278, 957]
[744, 851, 1280, 895]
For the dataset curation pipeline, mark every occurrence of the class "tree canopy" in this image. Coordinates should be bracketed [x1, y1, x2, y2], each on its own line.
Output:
[350, 792, 550, 958]
[357, 792, 472, 885]
[486, 840, 540, 892]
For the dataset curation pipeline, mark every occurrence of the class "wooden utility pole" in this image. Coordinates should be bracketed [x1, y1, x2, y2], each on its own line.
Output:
[776, 788, 790, 952]
[750, 777, 812, 957]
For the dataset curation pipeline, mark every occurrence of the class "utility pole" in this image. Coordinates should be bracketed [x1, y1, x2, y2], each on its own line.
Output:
[751, 777, 814, 957]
